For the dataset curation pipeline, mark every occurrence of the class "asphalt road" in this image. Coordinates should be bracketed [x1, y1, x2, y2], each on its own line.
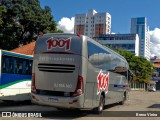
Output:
[0, 90, 160, 120]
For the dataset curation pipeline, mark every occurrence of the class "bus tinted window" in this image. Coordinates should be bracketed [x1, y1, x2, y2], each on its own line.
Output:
[87, 42, 99, 67]
[2, 55, 32, 75]
[88, 41, 115, 70]
[87, 41, 128, 77]
[98, 47, 114, 70]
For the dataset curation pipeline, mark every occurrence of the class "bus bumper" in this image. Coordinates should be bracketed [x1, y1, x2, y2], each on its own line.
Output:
[31, 93, 84, 109]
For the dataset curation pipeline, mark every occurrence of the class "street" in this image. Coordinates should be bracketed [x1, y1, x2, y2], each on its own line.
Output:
[0, 90, 160, 120]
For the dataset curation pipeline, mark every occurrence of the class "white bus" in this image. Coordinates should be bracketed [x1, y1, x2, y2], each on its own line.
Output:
[31, 34, 130, 113]
[0, 50, 33, 101]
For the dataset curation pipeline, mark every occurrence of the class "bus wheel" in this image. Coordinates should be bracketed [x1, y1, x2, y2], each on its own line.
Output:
[119, 92, 126, 105]
[94, 95, 105, 114]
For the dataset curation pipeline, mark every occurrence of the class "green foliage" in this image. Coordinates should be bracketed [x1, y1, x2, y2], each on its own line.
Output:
[106, 46, 154, 83]
[0, 0, 63, 50]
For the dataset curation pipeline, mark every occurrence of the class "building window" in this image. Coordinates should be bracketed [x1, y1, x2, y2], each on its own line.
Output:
[137, 18, 145, 24]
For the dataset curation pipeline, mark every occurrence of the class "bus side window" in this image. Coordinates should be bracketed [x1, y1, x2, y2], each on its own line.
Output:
[29, 61, 32, 75]
[98, 47, 111, 70]
[2, 56, 13, 73]
[13, 59, 18, 74]
[22, 60, 27, 75]
[13, 58, 23, 74]
[87, 42, 99, 67]
[26, 61, 29, 75]
[2, 56, 6, 73]
[5, 57, 10, 73]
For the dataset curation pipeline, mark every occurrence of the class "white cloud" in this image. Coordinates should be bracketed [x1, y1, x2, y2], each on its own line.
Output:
[150, 28, 160, 58]
[111, 32, 115, 34]
[57, 17, 75, 33]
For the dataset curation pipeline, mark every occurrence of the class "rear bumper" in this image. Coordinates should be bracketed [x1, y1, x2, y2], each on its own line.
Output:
[31, 93, 84, 109]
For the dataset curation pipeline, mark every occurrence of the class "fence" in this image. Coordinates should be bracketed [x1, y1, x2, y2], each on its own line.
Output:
[130, 81, 147, 91]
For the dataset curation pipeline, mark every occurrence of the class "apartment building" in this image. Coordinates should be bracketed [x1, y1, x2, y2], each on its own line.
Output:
[74, 9, 111, 38]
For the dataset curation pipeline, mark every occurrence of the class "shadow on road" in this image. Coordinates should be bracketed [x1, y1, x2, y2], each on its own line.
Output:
[0, 101, 121, 119]
[41, 103, 123, 119]
[0, 100, 32, 107]
[148, 104, 160, 108]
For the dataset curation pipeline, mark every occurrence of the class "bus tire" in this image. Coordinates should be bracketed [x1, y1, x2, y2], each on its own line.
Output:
[94, 95, 105, 114]
[119, 92, 126, 105]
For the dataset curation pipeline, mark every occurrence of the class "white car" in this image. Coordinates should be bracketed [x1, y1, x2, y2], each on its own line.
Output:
[148, 86, 156, 92]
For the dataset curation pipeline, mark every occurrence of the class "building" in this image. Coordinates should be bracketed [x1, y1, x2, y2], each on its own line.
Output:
[95, 34, 139, 56]
[130, 17, 150, 60]
[150, 58, 160, 90]
[74, 9, 111, 38]
[152, 58, 160, 80]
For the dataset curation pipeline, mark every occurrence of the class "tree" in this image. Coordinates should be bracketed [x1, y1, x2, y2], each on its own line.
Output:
[106, 46, 155, 83]
[0, 0, 63, 50]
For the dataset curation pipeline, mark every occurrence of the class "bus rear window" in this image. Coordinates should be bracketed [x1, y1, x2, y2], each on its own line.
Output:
[35, 35, 82, 55]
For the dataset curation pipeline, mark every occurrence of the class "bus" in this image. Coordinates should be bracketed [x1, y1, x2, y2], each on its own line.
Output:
[0, 50, 33, 101]
[31, 33, 130, 113]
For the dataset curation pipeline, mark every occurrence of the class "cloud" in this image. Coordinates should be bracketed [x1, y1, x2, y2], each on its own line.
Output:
[150, 28, 160, 58]
[111, 32, 115, 34]
[57, 17, 75, 33]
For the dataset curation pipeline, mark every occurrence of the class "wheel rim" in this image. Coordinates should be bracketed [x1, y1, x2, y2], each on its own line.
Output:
[99, 96, 104, 111]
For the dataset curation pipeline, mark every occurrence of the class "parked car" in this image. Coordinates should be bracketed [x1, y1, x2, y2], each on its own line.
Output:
[148, 86, 156, 92]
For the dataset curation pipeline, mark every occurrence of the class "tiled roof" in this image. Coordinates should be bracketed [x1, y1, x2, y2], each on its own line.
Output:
[153, 59, 160, 62]
[11, 41, 35, 55]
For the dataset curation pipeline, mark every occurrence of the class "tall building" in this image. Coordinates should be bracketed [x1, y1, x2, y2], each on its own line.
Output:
[130, 17, 150, 60]
[95, 34, 139, 56]
[74, 9, 111, 38]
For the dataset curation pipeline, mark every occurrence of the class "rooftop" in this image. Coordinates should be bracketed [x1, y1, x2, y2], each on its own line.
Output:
[153, 59, 160, 62]
[11, 41, 35, 55]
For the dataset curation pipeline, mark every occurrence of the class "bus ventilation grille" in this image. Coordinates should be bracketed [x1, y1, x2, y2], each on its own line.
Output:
[38, 63, 75, 73]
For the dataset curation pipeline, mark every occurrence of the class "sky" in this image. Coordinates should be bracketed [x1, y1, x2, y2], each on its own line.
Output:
[39, 0, 160, 58]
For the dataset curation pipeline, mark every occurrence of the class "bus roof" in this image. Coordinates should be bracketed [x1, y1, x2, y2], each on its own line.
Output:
[0, 49, 33, 60]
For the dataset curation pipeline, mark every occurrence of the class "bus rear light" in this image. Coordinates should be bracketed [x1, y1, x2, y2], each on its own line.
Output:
[32, 95, 36, 99]
[31, 73, 37, 94]
[69, 99, 78, 104]
[0, 92, 4, 96]
[77, 34, 82, 37]
[125, 85, 128, 88]
[72, 75, 84, 97]
[32, 95, 39, 101]
[38, 33, 43, 37]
